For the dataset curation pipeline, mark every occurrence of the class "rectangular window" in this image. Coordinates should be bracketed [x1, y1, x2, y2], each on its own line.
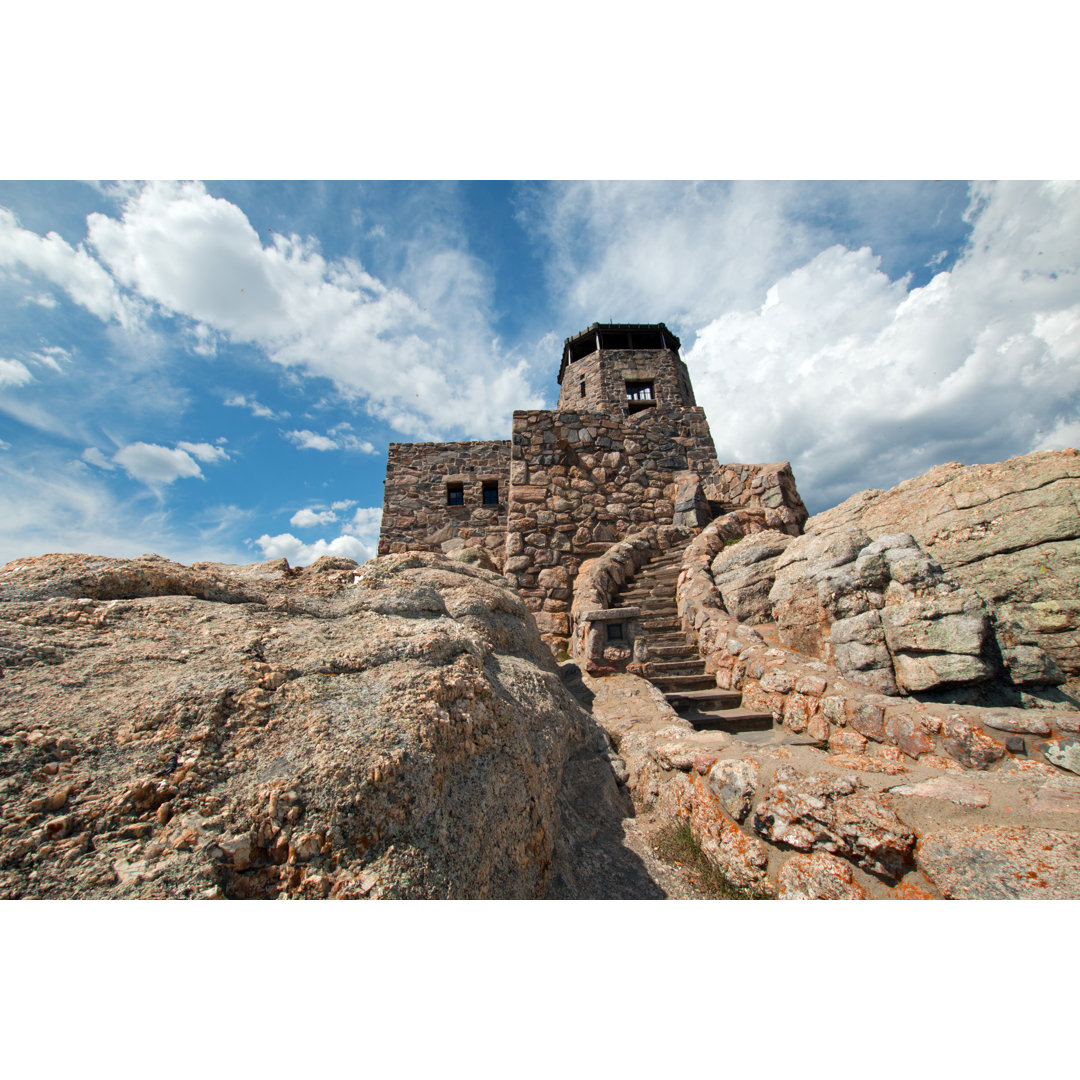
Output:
[447, 482, 464, 506]
[482, 480, 499, 506]
[625, 380, 656, 413]
[579, 378, 586, 398]
[606, 622, 624, 642]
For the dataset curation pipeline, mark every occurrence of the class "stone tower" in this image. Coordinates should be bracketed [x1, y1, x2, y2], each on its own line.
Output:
[379, 320, 807, 651]
[555, 322, 696, 412]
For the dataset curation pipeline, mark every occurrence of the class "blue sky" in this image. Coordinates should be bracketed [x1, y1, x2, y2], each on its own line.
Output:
[2, 179, 1079, 568]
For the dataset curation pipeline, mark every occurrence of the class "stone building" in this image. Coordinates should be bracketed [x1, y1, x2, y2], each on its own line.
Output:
[379, 322, 807, 650]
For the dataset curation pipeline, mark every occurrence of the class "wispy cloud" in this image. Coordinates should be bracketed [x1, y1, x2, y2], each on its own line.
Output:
[0, 357, 33, 387]
[224, 393, 283, 420]
[284, 426, 377, 453]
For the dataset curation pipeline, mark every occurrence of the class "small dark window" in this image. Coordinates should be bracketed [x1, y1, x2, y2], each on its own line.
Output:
[482, 480, 499, 506]
[606, 622, 623, 642]
[579, 378, 586, 398]
[447, 482, 464, 506]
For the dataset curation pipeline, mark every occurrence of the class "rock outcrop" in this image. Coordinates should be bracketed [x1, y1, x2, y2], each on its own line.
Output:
[702, 451, 1080, 701]
[0, 550, 646, 899]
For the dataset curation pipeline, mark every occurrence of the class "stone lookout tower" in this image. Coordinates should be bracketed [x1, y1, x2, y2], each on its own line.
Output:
[556, 322, 696, 412]
[379, 321, 806, 650]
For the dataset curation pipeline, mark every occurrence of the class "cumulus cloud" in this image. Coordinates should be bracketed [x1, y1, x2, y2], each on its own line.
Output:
[254, 532, 372, 566]
[290, 507, 338, 528]
[254, 505, 382, 567]
[684, 181, 1080, 510]
[65, 181, 542, 438]
[177, 440, 230, 463]
[0, 358, 33, 388]
[113, 442, 202, 486]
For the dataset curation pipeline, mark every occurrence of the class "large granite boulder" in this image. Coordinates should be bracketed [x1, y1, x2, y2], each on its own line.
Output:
[0, 551, 636, 899]
[805, 450, 1080, 676]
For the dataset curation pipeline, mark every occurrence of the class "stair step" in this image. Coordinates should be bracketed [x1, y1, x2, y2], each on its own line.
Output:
[649, 645, 698, 659]
[682, 708, 775, 732]
[649, 674, 718, 692]
[641, 616, 680, 630]
[647, 660, 706, 675]
[664, 687, 743, 708]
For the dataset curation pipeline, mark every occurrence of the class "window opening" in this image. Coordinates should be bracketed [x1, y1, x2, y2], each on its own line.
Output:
[606, 622, 624, 642]
[447, 482, 464, 506]
[482, 480, 499, 506]
[579, 377, 586, 398]
[625, 380, 656, 414]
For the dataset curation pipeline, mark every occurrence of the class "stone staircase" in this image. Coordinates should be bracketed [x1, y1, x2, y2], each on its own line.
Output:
[618, 544, 773, 733]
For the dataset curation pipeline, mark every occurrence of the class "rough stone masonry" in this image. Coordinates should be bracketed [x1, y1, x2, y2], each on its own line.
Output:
[379, 322, 808, 651]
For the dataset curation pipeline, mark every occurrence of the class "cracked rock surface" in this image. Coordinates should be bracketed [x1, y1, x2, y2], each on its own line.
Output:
[0, 550, 656, 899]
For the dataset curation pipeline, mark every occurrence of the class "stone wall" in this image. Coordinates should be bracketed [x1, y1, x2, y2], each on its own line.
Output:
[505, 406, 721, 645]
[556, 348, 696, 411]
[378, 440, 510, 567]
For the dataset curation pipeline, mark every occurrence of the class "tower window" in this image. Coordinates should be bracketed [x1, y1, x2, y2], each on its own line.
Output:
[482, 480, 499, 506]
[447, 482, 464, 506]
[579, 378, 586, 398]
[625, 380, 656, 413]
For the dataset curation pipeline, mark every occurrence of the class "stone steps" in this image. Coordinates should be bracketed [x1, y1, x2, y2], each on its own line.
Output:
[646, 659, 707, 676]
[607, 540, 777, 739]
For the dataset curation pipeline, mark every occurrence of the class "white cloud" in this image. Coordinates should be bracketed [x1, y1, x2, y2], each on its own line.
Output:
[113, 442, 202, 486]
[331, 499, 356, 511]
[27, 292, 58, 308]
[0, 207, 139, 328]
[30, 346, 70, 372]
[342, 506, 383, 538]
[81, 447, 115, 471]
[290, 507, 338, 528]
[225, 393, 282, 419]
[0, 452, 247, 568]
[284, 427, 377, 453]
[253, 532, 373, 566]
[177, 440, 230, 463]
[0, 358, 33, 388]
[71, 181, 541, 439]
[255, 505, 382, 567]
[684, 181, 1080, 510]
[522, 181, 833, 330]
[285, 429, 338, 451]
